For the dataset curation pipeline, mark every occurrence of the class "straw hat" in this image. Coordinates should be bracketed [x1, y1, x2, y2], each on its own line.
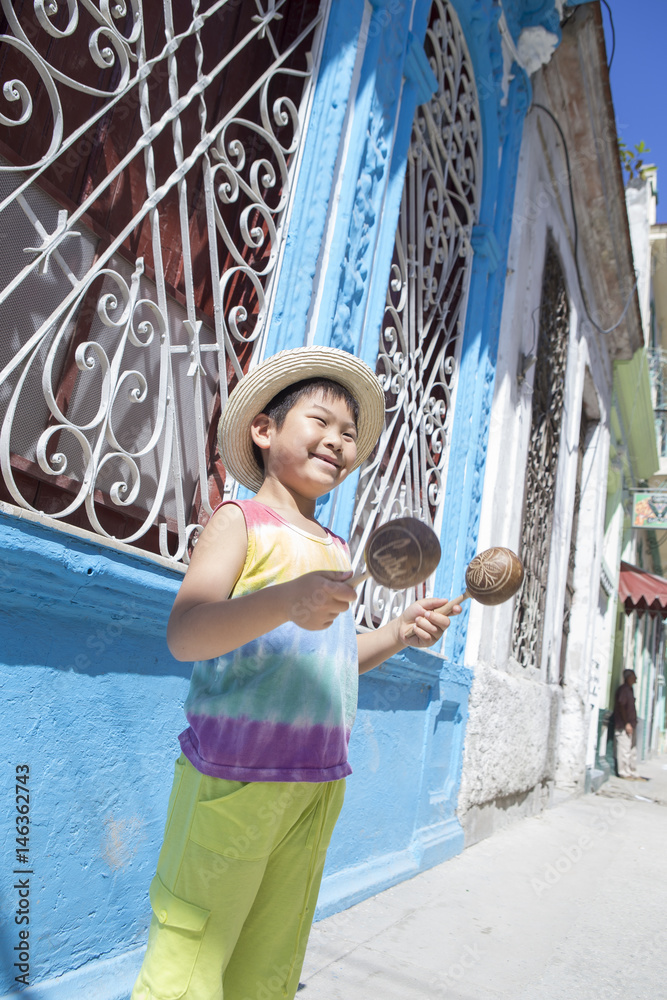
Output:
[218, 346, 386, 492]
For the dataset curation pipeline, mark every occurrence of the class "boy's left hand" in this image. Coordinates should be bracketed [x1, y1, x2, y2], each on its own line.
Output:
[396, 597, 462, 648]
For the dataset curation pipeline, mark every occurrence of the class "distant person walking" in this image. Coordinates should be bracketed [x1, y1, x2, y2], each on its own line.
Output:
[614, 669, 641, 779]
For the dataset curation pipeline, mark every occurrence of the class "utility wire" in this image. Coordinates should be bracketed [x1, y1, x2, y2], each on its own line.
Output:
[531, 102, 639, 337]
[600, 0, 616, 72]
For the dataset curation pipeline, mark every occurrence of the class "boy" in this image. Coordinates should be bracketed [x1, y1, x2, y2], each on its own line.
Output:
[131, 346, 459, 1000]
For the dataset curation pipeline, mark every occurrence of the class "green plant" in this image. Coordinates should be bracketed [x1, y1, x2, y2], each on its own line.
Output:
[618, 138, 652, 181]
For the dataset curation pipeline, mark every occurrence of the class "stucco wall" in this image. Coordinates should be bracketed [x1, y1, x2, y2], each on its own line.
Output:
[0, 511, 185, 998]
[457, 660, 559, 844]
[625, 178, 655, 339]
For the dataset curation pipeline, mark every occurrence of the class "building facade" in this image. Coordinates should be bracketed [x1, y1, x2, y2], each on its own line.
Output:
[458, 0, 648, 842]
[0, 2, 632, 997]
[593, 170, 666, 770]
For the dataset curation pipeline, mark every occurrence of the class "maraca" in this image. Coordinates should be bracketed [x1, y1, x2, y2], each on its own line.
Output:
[463, 546, 525, 605]
[350, 518, 523, 603]
[350, 517, 441, 590]
[402, 544, 524, 639]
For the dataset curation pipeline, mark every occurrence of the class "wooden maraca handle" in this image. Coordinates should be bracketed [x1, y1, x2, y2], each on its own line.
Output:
[350, 569, 370, 589]
[441, 591, 470, 616]
[404, 591, 470, 640]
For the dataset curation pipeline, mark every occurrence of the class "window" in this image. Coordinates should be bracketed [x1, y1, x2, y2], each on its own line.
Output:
[0, 0, 326, 559]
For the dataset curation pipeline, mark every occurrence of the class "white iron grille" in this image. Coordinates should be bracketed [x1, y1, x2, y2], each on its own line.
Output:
[350, 0, 482, 629]
[0, 0, 328, 561]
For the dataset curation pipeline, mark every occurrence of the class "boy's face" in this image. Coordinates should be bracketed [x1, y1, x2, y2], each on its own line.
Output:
[252, 388, 358, 498]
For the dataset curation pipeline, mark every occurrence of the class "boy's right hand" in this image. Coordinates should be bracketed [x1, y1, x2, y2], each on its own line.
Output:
[287, 571, 357, 630]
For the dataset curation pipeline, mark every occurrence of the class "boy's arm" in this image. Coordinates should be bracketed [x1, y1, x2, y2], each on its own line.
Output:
[356, 598, 461, 674]
[167, 505, 356, 661]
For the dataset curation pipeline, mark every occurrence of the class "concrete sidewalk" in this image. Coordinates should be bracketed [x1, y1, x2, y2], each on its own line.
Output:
[300, 756, 667, 1000]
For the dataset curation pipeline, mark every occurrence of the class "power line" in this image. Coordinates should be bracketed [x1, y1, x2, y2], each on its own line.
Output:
[531, 102, 639, 337]
[600, 0, 616, 72]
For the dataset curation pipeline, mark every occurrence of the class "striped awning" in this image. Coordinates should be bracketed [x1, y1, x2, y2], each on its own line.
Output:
[619, 561, 667, 617]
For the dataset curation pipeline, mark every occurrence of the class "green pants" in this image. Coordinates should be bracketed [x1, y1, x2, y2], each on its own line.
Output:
[131, 755, 345, 1000]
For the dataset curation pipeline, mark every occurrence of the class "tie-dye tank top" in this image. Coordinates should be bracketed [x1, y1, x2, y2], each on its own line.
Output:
[178, 499, 359, 782]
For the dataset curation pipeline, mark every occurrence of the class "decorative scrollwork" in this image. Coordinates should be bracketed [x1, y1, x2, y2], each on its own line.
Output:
[210, 63, 311, 347]
[349, 0, 481, 629]
[511, 240, 570, 669]
[1, 257, 169, 529]
[0, 0, 327, 561]
[1, 0, 135, 106]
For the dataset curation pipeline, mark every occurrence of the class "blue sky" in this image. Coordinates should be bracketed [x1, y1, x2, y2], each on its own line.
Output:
[603, 0, 667, 222]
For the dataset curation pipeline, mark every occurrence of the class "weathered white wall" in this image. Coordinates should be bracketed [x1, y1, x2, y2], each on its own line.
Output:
[554, 416, 611, 791]
[457, 658, 560, 844]
[458, 87, 614, 842]
[626, 176, 656, 341]
[586, 444, 632, 770]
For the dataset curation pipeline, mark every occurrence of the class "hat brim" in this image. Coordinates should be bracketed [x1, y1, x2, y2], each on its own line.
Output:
[218, 347, 386, 493]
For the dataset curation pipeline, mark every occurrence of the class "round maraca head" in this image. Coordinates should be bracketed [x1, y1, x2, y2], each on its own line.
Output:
[465, 547, 524, 606]
[365, 517, 441, 589]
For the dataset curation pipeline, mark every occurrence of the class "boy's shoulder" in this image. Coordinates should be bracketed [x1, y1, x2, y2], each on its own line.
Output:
[210, 498, 274, 529]
[210, 498, 350, 553]
[207, 499, 248, 531]
[209, 498, 274, 528]
[195, 500, 248, 557]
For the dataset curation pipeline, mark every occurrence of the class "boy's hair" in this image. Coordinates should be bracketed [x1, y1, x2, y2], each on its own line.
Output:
[251, 377, 359, 475]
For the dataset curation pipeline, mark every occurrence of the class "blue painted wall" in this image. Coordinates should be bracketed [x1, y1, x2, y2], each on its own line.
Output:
[0, 514, 184, 998]
[0, 0, 561, 995]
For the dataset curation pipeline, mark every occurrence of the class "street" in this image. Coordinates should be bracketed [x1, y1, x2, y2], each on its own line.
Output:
[300, 756, 667, 1000]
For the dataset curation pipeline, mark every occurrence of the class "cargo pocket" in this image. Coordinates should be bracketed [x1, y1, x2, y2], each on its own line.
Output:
[141, 874, 210, 1000]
